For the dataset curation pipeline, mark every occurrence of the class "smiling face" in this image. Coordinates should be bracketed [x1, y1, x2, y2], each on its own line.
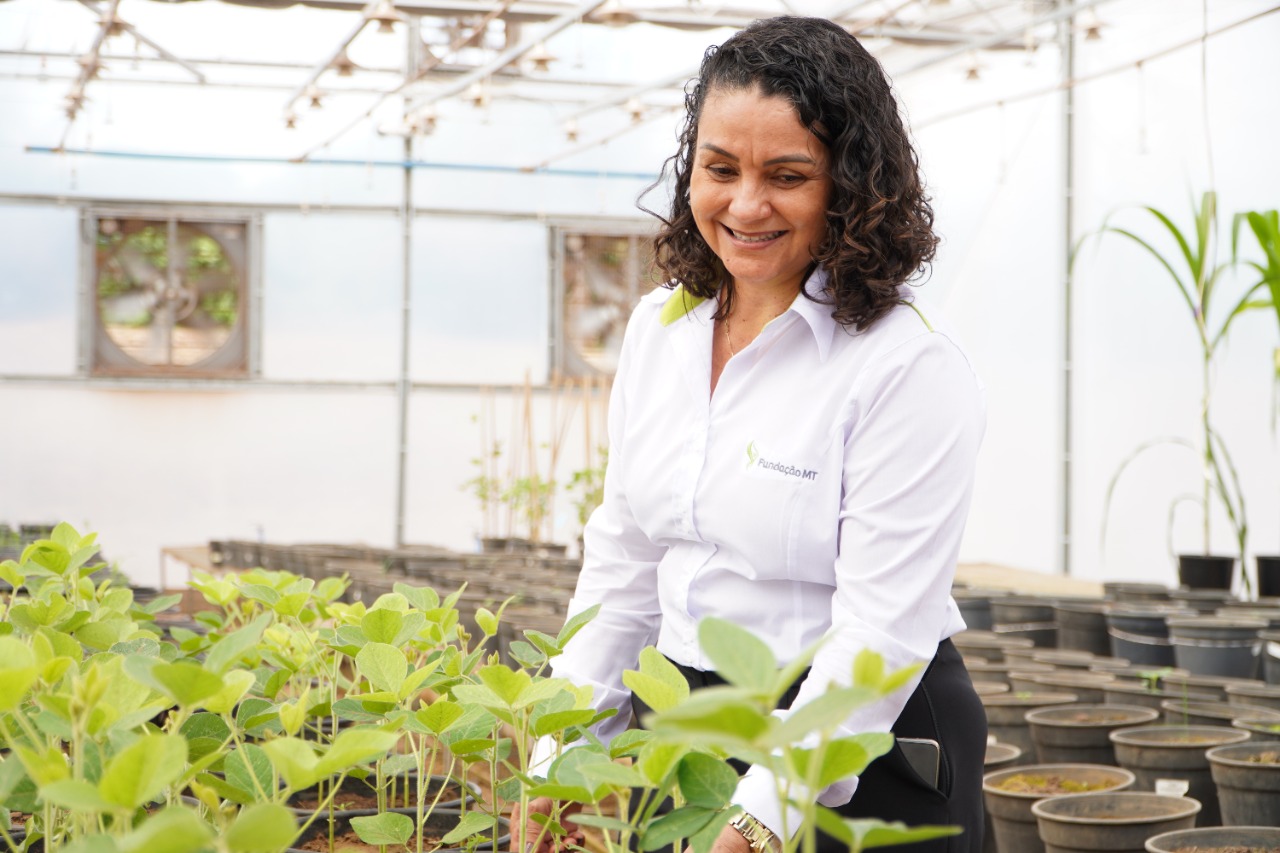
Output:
[689, 86, 834, 299]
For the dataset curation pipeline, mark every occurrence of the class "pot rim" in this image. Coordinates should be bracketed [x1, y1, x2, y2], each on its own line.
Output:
[1025, 704, 1159, 727]
[1206, 741, 1280, 766]
[1109, 723, 1252, 747]
[982, 763, 1136, 800]
[1030, 791, 1202, 824]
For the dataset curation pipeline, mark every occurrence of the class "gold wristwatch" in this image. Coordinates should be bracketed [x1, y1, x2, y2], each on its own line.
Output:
[729, 811, 781, 853]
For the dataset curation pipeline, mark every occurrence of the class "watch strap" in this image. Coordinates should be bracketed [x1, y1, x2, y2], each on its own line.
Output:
[729, 811, 781, 853]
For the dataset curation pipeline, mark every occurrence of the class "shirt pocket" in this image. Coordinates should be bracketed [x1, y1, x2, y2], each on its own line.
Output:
[783, 431, 843, 583]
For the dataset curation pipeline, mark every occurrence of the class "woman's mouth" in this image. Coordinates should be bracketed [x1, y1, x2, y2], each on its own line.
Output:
[726, 227, 785, 244]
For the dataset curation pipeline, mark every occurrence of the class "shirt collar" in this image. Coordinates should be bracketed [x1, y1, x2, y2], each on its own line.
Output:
[657, 269, 839, 360]
[787, 267, 838, 362]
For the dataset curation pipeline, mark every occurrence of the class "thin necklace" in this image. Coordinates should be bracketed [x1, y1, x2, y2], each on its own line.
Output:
[723, 315, 737, 358]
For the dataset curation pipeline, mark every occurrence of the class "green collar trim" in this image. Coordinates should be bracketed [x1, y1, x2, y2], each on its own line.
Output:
[659, 284, 707, 326]
[900, 299, 934, 332]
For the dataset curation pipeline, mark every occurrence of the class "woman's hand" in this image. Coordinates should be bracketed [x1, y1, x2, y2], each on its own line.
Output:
[509, 798, 585, 853]
[685, 823, 753, 853]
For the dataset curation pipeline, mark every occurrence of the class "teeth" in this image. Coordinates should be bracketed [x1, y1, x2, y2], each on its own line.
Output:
[730, 229, 783, 243]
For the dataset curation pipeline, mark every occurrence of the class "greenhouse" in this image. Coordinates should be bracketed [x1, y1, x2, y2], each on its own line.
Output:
[1, 0, 1279, 851]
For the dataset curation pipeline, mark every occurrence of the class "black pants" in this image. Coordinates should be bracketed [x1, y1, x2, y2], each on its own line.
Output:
[630, 639, 986, 853]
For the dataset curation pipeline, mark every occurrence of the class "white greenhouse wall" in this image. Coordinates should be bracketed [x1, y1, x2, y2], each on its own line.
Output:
[1, 0, 1278, 591]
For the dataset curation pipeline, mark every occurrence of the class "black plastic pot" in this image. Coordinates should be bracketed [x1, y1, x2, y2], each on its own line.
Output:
[983, 764, 1134, 853]
[1206, 742, 1280, 827]
[991, 597, 1058, 648]
[1054, 604, 1112, 656]
[1177, 554, 1235, 590]
[1257, 555, 1280, 598]
[1104, 582, 1172, 603]
[1109, 724, 1250, 827]
[1264, 629, 1280, 685]
[1106, 606, 1196, 667]
[1031, 792, 1200, 852]
[1167, 616, 1267, 679]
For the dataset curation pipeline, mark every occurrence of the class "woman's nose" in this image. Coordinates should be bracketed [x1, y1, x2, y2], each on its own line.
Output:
[727, 179, 771, 222]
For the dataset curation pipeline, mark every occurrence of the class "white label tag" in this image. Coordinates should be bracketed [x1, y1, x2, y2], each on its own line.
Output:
[1155, 779, 1190, 797]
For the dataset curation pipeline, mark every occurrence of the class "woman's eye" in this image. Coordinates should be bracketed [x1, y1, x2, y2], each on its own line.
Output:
[775, 174, 805, 185]
[706, 165, 735, 178]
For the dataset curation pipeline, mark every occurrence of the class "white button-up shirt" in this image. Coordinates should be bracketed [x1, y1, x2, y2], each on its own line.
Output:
[544, 268, 985, 837]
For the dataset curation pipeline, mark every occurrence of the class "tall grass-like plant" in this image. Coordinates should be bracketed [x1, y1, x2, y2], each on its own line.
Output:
[1095, 191, 1266, 589]
[1234, 209, 1280, 426]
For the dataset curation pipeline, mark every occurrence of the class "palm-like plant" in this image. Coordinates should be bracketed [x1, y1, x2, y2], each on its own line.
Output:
[1097, 191, 1268, 589]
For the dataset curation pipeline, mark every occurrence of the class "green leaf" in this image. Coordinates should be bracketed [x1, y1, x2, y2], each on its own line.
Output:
[478, 664, 532, 706]
[398, 661, 442, 702]
[393, 582, 439, 612]
[204, 614, 270, 675]
[76, 618, 135, 652]
[557, 604, 599, 647]
[624, 648, 690, 713]
[532, 709, 597, 738]
[315, 728, 400, 777]
[637, 741, 685, 786]
[119, 806, 216, 853]
[578, 759, 650, 789]
[416, 698, 465, 735]
[689, 810, 733, 853]
[355, 642, 408, 694]
[279, 698, 306, 737]
[58, 836, 119, 853]
[508, 640, 547, 669]
[361, 608, 404, 645]
[0, 637, 38, 711]
[570, 814, 634, 834]
[698, 618, 776, 692]
[351, 812, 415, 846]
[39, 779, 114, 812]
[794, 734, 893, 788]
[476, 607, 499, 637]
[0, 561, 24, 589]
[642, 806, 717, 851]
[676, 753, 738, 809]
[239, 584, 280, 607]
[260, 737, 319, 792]
[203, 668, 255, 716]
[224, 803, 299, 853]
[851, 650, 885, 690]
[99, 733, 188, 809]
[879, 663, 922, 697]
[179, 712, 231, 744]
[771, 686, 878, 745]
[273, 591, 310, 617]
[107, 637, 161, 659]
[138, 593, 184, 616]
[649, 689, 771, 743]
[224, 743, 275, 802]
[844, 819, 963, 852]
[608, 729, 652, 759]
[440, 810, 498, 846]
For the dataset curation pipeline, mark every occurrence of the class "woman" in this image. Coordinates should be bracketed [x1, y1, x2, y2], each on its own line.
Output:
[519, 15, 986, 853]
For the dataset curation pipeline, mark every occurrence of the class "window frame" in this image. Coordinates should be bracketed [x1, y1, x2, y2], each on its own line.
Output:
[80, 205, 263, 380]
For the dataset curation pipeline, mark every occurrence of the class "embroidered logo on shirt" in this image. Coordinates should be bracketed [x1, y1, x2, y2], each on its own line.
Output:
[745, 440, 818, 482]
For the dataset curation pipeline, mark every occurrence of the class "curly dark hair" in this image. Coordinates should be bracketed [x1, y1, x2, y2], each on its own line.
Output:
[646, 15, 937, 331]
